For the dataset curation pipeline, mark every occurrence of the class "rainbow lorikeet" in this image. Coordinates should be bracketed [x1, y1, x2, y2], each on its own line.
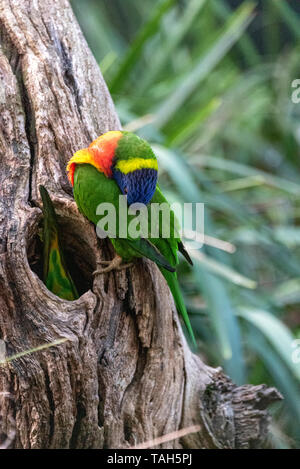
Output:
[39, 185, 79, 301]
[67, 131, 196, 345]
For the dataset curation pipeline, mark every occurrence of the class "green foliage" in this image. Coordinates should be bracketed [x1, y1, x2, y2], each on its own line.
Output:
[71, 0, 300, 447]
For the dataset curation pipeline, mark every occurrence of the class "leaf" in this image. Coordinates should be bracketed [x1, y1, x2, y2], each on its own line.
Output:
[272, 278, 300, 307]
[0, 339, 68, 366]
[110, 0, 175, 94]
[191, 154, 300, 196]
[274, 227, 300, 248]
[137, 0, 207, 95]
[237, 307, 300, 382]
[210, 0, 259, 66]
[193, 268, 246, 384]
[168, 98, 222, 147]
[191, 250, 257, 289]
[154, 1, 256, 128]
[272, 0, 300, 41]
[153, 144, 202, 202]
[247, 329, 300, 424]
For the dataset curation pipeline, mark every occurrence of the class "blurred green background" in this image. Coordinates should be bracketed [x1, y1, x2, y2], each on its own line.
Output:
[71, 0, 300, 448]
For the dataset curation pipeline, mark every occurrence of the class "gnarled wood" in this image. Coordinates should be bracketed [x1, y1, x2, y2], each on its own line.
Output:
[0, 0, 281, 449]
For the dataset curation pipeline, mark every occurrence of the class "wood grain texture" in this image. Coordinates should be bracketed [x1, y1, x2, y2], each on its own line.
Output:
[0, 0, 282, 449]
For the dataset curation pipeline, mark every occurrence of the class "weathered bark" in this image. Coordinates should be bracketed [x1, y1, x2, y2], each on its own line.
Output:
[0, 0, 281, 449]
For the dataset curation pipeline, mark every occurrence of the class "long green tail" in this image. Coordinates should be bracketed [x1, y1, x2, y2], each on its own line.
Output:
[160, 268, 196, 347]
[39, 185, 79, 301]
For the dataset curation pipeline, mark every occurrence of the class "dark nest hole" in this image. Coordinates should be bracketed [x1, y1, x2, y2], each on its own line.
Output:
[28, 214, 95, 298]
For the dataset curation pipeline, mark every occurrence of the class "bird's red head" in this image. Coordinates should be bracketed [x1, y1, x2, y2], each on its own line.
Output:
[67, 131, 123, 186]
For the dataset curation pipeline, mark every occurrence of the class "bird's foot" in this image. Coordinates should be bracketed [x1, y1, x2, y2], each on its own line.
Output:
[93, 255, 133, 275]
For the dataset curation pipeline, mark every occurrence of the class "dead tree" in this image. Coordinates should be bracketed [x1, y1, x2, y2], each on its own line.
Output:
[0, 0, 281, 449]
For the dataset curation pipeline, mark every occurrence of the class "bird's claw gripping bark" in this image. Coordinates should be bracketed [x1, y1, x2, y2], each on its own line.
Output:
[92, 255, 133, 275]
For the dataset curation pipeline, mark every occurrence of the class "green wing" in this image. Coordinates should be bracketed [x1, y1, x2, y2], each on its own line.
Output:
[126, 238, 175, 272]
[73, 164, 175, 272]
[39, 185, 79, 301]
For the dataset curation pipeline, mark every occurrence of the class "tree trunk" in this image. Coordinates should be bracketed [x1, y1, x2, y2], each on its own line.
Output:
[0, 0, 281, 449]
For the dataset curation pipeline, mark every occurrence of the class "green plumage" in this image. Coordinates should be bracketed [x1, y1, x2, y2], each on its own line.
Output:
[39, 185, 79, 301]
[73, 164, 196, 346]
[115, 131, 156, 162]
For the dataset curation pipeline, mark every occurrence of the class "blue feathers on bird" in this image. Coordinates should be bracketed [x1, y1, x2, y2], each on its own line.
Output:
[113, 168, 158, 205]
